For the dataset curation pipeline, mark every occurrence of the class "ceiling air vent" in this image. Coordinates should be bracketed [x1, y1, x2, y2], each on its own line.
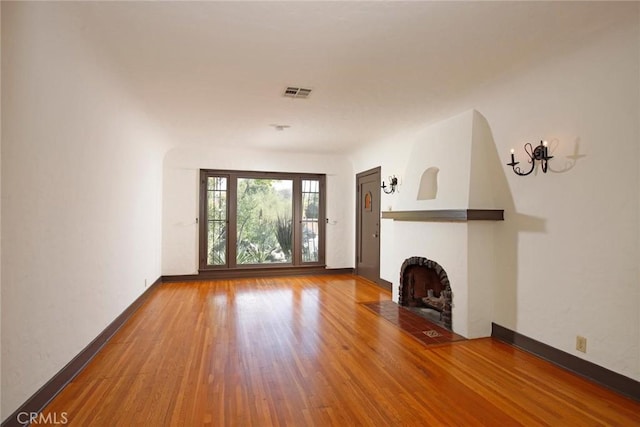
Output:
[283, 86, 312, 99]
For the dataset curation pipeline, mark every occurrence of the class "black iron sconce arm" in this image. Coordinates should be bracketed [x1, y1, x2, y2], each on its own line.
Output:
[381, 175, 398, 194]
[507, 140, 553, 176]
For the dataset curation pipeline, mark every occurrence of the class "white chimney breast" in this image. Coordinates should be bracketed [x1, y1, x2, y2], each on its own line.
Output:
[385, 109, 502, 339]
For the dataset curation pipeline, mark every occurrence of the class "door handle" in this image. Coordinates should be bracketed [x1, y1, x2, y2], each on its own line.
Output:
[373, 233, 378, 238]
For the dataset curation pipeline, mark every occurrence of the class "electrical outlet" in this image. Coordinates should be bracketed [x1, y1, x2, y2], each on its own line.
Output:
[144, 279, 148, 288]
[576, 335, 587, 353]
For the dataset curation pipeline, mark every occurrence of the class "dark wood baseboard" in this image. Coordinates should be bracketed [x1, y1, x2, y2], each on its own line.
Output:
[352, 274, 392, 292]
[1, 277, 163, 427]
[377, 278, 393, 291]
[491, 323, 639, 402]
[163, 267, 354, 282]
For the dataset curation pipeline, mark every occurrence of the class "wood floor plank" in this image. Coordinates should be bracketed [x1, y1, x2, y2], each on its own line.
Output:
[38, 275, 639, 426]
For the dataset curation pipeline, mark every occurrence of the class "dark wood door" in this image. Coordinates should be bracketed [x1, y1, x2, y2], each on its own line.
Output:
[356, 168, 381, 284]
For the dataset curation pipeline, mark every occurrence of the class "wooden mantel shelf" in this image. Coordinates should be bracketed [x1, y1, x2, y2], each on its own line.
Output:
[381, 209, 504, 222]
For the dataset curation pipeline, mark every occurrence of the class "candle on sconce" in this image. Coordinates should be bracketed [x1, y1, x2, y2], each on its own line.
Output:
[510, 148, 515, 164]
[542, 140, 548, 157]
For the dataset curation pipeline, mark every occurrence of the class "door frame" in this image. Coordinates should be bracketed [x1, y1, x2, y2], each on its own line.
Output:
[355, 166, 383, 286]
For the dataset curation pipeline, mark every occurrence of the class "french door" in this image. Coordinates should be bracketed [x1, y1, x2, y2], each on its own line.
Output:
[199, 170, 325, 270]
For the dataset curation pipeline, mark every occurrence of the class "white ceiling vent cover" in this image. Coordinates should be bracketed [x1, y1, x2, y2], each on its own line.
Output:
[283, 86, 312, 99]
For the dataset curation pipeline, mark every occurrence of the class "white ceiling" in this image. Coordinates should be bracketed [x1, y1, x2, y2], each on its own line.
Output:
[63, 1, 634, 154]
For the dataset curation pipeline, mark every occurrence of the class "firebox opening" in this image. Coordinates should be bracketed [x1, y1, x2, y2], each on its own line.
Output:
[399, 257, 452, 330]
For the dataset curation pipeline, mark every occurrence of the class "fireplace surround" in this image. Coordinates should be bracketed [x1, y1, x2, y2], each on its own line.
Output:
[380, 110, 504, 338]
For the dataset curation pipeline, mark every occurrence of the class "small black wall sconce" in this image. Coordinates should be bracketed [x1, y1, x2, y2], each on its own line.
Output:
[507, 140, 553, 176]
[381, 175, 398, 194]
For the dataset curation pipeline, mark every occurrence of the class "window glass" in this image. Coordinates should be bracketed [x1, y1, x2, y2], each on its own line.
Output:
[236, 178, 293, 265]
[206, 177, 227, 266]
[301, 179, 320, 263]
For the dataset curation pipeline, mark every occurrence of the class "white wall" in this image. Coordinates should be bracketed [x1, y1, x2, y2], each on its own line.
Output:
[637, 3, 640, 388]
[351, 17, 639, 380]
[1, 3, 168, 418]
[477, 19, 640, 382]
[0, 3, 3, 419]
[162, 147, 354, 275]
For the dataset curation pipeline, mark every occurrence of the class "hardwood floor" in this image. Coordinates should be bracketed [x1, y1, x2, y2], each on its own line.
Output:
[41, 275, 639, 426]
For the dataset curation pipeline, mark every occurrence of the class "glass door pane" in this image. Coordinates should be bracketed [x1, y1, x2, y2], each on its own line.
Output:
[236, 178, 293, 265]
[301, 179, 320, 263]
[206, 176, 227, 266]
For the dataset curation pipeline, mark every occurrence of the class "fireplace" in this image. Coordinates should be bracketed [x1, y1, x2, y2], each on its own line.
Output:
[399, 257, 452, 330]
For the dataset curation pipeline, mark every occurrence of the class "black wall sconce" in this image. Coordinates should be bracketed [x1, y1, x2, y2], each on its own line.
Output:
[507, 140, 553, 176]
[381, 175, 398, 194]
